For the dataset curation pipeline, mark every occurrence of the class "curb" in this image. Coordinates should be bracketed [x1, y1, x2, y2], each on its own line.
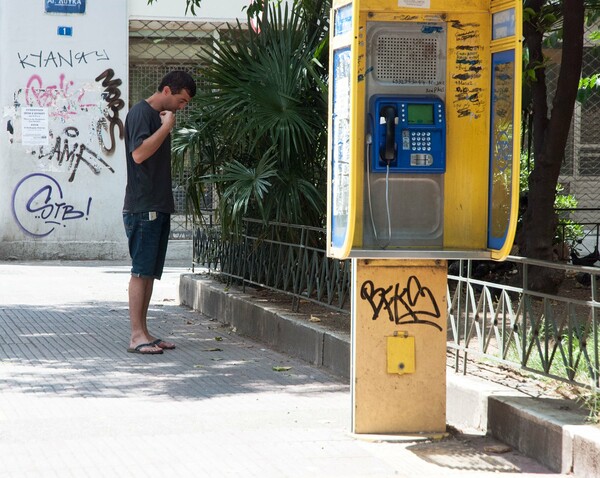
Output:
[180, 273, 600, 477]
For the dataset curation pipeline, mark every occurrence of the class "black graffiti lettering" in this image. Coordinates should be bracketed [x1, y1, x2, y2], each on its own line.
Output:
[456, 45, 482, 51]
[38, 128, 115, 182]
[94, 49, 110, 62]
[360, 276, 442, 331]
[456, 107, 475, 118]
[71, 143, 115, 182]
[453, 73, 474, 81]
[397, 276, 441, 324]
[74, 51, 89, 64]
[451, 21, 480, 31]
[17, 49, 110, 69]
[455, 87, 483, 104]
[30, 52, 43, 68]
[64, 126, 78, 138]
[455, 31, 479, 42]
[40, 136, 77, 168]
[57, 51, 73, 68]
[95, 68, 124, 155]
[18, 53, 35, 69]
[360, 281, 394, 321]
[44, 51, 59, 68]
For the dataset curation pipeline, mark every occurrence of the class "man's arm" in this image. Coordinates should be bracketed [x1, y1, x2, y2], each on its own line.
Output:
[132, 110, 175, 164]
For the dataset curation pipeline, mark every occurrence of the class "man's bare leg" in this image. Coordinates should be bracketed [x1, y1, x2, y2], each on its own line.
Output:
[140, 278, 154, 338]
[128, 275, 161, 352]
[138, 278, 176, 349]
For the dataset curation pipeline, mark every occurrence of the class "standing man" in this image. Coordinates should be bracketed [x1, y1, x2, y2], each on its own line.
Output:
[123, 70, 196, 354]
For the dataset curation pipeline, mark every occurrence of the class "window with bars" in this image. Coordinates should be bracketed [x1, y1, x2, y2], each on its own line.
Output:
[548, 26, 600, 225]
[128, 19, 233, 238]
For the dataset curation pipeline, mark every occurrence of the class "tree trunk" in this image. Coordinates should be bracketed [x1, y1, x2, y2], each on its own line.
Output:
[520, 0, 584, 292]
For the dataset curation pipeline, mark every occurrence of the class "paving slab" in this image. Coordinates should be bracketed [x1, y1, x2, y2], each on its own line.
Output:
[0, 261, 565, 477]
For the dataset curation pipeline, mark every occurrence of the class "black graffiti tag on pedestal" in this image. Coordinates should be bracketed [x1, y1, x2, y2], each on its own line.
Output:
[360, 276, 442, 331]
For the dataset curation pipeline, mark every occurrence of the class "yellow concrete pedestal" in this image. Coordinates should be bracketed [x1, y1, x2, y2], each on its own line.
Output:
[352, 259, 447, 434]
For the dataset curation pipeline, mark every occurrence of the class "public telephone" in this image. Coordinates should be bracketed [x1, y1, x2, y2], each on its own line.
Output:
[362, 21, 447, 250]
[370, 96, 446, 174]
[326, 0, 523, 437]
[328, 3, 521, 259]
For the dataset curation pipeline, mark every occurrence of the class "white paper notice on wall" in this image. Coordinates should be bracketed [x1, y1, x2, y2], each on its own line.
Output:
[398, 0, 431, 8]
[21, 107, 49, 146]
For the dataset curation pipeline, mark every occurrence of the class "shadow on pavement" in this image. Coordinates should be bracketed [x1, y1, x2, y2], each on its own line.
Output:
[0, 301, 347, 401]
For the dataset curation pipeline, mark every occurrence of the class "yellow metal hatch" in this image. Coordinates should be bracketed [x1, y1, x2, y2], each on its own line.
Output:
[386, 332, 415, 375]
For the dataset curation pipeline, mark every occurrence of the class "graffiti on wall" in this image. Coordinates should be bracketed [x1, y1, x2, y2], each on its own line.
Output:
[95, 68, 124, 155]
[1, 1, 127, 246]
[7, 56, 124, 236]
[25, 73, 96, 120]
[17, 49, 110, 70]
[36, 126, 115, 182]
[450, 20, 485, 119]
[360, 276, 443, 331]
[10, 68, 124, 183]
[12, 173, 92, 238]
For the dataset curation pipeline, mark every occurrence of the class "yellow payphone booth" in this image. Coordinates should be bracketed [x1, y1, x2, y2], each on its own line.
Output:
[327, 0, 522, 434]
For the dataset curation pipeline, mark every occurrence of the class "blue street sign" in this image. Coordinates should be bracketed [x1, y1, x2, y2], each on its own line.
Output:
[45, 0, 86, 15]
[57, 26, 73, 36]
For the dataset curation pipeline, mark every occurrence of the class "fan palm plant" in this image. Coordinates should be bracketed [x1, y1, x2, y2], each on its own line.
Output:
[172, 1, 330, 237]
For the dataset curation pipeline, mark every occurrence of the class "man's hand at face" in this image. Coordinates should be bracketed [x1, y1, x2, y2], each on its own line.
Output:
[160, 110, 176, 130]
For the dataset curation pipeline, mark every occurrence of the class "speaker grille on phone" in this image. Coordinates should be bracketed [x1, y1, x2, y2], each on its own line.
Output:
[375, 34, 440, 85]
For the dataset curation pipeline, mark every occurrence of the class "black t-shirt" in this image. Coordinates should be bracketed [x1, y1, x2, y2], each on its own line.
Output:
[123, 100, 175, 214]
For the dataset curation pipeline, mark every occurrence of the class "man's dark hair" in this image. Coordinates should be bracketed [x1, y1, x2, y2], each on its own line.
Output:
[158, 70, 197, 98]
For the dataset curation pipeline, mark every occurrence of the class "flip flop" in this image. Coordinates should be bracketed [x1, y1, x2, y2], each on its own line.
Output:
[152, 338, 176, 350]
[127, 342, 164, 354]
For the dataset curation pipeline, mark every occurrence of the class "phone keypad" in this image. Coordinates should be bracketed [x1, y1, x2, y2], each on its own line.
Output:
[410, 131, 432, 152]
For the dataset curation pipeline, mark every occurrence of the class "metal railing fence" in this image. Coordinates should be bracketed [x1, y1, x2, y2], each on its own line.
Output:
[557, 211, 600, 256]
[448, 257, 600, 390]
[193, 218, 351, 312]
[193, 221, 600, 390]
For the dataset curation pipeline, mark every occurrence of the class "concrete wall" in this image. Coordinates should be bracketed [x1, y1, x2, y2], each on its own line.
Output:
[0, 0, 252, 260]
[0, 0, 130, 260]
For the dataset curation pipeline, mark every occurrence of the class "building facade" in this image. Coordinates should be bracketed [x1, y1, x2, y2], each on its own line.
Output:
[0, 0, 247, 260]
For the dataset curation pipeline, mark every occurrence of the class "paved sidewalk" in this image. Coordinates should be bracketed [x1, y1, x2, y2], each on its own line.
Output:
[0, 261, 566, 477]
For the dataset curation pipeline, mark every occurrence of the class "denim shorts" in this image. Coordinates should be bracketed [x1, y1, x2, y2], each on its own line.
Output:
[123, 212, 170, 280]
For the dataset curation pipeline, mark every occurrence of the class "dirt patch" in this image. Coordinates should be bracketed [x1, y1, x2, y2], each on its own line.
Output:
[244, 285, 351, 334]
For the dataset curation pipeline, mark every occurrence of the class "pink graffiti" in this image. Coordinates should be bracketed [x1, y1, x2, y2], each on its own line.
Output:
[25, 73, 95, 120]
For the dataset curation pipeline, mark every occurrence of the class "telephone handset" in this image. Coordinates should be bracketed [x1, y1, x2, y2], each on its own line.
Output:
[379, 106, 397, 165]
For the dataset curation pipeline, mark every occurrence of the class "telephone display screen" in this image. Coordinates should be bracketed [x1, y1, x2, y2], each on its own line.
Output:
[407, 104, 434, 125]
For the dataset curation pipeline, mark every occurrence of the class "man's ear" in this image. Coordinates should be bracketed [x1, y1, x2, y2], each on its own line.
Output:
[162, 86, 172, 96]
